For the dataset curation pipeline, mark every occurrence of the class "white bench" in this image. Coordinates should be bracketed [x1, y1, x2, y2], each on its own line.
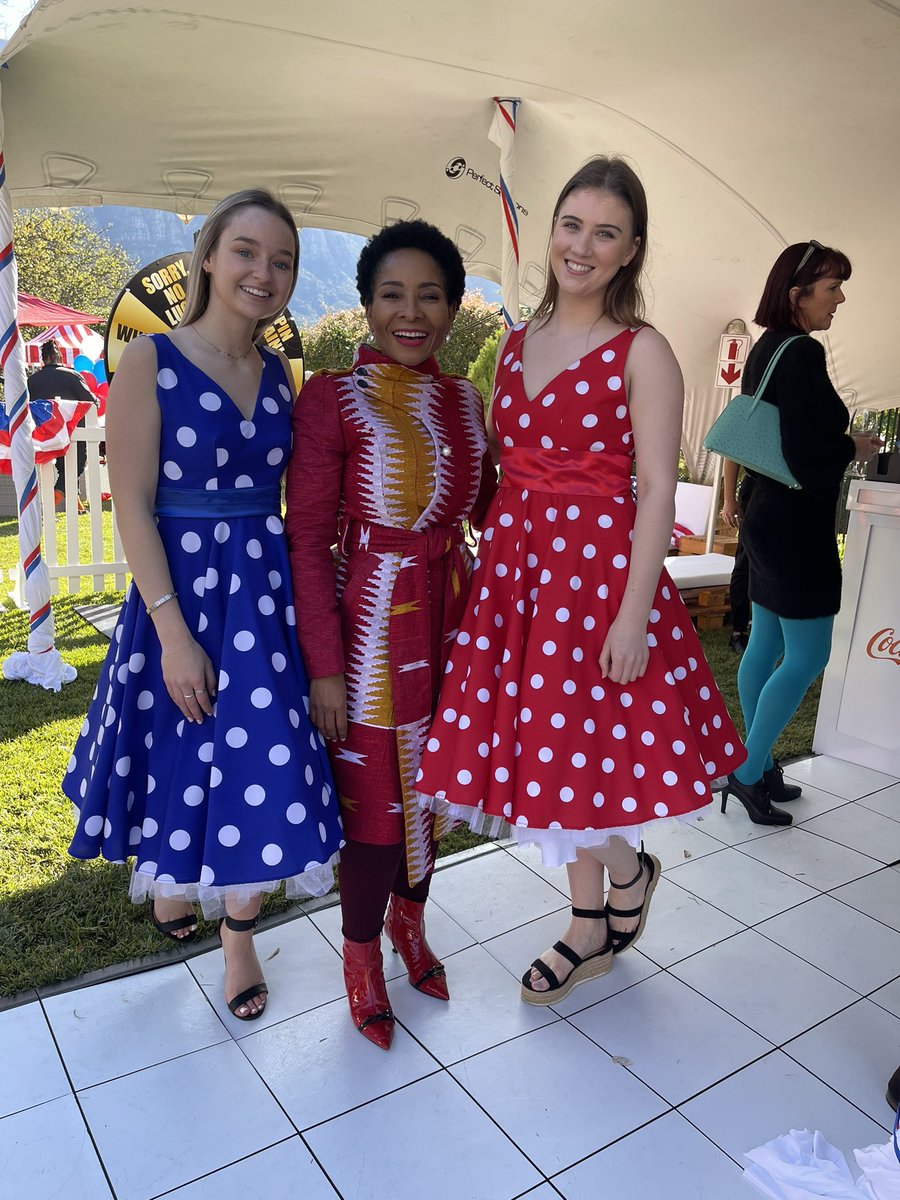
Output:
[664, 552, 734, 590]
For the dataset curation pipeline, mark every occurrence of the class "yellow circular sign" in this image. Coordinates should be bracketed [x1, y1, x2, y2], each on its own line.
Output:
[104, 252, 305, 392]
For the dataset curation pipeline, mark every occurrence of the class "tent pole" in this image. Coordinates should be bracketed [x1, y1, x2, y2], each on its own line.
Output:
[705, 318, 748, 551]
[705, 452, 724, 552]
[489, 97, 521, 327]
[0, 126, 75, 690]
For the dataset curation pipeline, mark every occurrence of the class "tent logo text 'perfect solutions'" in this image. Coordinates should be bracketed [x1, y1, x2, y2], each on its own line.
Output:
[444, 157, 528, 216]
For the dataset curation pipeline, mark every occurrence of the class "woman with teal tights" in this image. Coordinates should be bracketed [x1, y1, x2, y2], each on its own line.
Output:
[720, 240, 880, 825]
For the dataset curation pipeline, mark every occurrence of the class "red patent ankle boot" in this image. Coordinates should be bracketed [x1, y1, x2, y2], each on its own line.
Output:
[342, 936, 394, 1050]
[385, 895, 449, 1001]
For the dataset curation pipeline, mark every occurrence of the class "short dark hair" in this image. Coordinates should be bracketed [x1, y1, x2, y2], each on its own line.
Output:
[41, 339, 61, 363]
[754, 241, 852, 330]
[356, 219, 466, 308]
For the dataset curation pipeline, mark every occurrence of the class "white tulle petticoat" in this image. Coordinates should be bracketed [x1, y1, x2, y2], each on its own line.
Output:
[128, 855, 338, 919]
[420, 792, 713, 868]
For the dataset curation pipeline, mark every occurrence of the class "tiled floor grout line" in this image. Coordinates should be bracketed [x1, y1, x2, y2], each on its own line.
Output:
[673, 1093, 773, 1171]
[34, 993, 121, 1200]
[439, 1061, 559, 1185]
[288, 1062, 446, 1137]
[215, 1013, 353, 1199]
[659, 871, 823, 933]
[559, 969, 780, 1103]
[748, 913, 900, 996]
[147, 1135, 299, 1200]
[777, 1041, 893, 1134]
[733, 821, 895, 873]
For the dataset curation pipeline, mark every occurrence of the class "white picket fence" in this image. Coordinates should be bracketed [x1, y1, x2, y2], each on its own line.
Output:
[6, 410, 128, 606]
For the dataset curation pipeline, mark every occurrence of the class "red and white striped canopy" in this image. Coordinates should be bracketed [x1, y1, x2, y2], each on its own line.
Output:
[24, 324, 104, 366]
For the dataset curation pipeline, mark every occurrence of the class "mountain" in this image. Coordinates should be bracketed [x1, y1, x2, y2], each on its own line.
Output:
[84, 207, 500, 327]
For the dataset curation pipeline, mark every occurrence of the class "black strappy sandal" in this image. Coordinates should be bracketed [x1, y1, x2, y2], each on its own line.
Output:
[520, 906, 613, 1006]
[150, 901, 197, 944]
[605, 845, 661, 955]
[219, 913, 269, 1021]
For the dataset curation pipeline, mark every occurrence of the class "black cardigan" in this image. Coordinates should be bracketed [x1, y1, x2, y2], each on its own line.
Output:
[739, 328, 855, 619]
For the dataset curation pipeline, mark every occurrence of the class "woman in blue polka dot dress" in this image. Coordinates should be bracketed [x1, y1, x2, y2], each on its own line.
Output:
[64, 191, 344, 1020]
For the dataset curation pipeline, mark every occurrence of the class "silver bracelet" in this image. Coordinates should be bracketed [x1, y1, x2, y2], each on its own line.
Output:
[146, 591, 177, 616]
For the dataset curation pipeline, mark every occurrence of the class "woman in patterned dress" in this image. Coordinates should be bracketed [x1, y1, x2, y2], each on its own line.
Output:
[416, 158, 746, 1005]
[285, 220, 496, 1048]
[65, 191, 344, 1021]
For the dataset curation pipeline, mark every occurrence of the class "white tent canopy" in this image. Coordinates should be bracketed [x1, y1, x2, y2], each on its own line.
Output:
[2, 0, 899, 481]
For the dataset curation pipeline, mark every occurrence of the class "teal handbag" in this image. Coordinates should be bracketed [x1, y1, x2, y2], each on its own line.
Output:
[703, 336, 804, 490]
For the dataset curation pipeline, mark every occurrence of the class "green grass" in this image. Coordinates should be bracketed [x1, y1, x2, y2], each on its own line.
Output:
[0, 512, 819, 997]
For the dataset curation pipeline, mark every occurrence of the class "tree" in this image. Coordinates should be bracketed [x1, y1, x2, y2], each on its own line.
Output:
[13, 208, 137, 324]
[467, 326, 503, 405]
[437, 292, 502, 378]
[301, 291, 503, 378]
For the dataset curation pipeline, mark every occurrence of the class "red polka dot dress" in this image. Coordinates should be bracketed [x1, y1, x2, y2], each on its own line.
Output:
[415, 322, 746, 864]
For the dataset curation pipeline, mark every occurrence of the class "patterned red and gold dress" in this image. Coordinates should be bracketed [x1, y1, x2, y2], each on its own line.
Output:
[416, 322, 745, 864]
[285, 344, 495, 885]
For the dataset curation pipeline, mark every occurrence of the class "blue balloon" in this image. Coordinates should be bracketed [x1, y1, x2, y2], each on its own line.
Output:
[93, 359, 107, 384]
[73, 354, 93, 373]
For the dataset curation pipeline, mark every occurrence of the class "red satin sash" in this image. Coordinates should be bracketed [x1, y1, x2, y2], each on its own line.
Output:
[499, 447, 633, 497]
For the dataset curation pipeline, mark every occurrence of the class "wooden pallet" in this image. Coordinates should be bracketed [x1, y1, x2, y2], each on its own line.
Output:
[678, 534, 739, 557]
[679, 584, 731, 629]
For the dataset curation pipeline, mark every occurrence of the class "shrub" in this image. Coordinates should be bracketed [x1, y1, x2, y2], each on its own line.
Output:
[301, 308, 369, 374]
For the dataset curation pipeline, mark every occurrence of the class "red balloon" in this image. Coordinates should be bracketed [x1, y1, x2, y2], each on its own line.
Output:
[82, 372, 99, 394]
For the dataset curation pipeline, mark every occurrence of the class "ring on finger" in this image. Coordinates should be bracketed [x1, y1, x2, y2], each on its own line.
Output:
[182, 692, 195, 699]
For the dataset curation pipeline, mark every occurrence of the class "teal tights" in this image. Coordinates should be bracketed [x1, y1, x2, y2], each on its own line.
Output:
[735, 603, 834, 784]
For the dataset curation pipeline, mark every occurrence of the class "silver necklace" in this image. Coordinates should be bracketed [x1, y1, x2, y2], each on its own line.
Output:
[192, 324, 254, 361]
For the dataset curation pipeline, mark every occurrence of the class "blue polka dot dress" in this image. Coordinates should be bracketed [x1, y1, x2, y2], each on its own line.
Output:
[64, 335, 344, 914]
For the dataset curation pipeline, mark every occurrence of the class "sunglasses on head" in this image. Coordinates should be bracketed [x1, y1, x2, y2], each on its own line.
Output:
[792, 239, 825, 280]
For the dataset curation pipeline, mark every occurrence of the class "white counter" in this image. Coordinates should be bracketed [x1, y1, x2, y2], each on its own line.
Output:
[814, 479, 900, 775]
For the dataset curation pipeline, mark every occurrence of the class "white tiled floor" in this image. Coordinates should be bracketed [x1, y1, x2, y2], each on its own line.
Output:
[3, 754, 900, 1200]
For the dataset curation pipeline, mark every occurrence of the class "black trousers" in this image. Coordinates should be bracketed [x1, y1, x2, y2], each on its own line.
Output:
[338, 839, 434, 943]
[729, 476, 754, 634]
[55, 439, 87, 498]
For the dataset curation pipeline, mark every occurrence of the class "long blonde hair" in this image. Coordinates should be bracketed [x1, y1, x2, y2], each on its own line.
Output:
[179, 189, 300, 340]
[531, 157, 648, 328]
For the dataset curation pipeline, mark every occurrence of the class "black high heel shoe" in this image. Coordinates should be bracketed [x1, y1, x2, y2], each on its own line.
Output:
[150, 900, 197, 944]
[720, 773, 792, 826]
[218, 913, 268, 1021]
[763, 761, 802, 803]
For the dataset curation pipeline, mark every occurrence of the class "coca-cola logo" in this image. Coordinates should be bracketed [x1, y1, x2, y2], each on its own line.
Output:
[866, 628, 900, 666]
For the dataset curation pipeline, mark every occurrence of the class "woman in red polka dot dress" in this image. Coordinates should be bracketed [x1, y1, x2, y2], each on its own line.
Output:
[416, 157, 745, 1004]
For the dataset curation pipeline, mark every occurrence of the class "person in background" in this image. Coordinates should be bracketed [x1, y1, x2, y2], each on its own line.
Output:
[286, 219, 496, 1050]
[27, 339, 95, 512]
[723, 240, 881, 825]
[722, 461, 801, 800]
[720, 460, 752, 655]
